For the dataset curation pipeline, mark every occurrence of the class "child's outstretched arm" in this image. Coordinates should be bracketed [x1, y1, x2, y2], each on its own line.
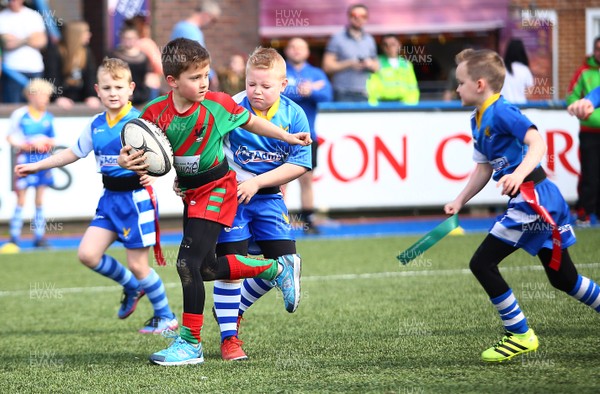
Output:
[567, 98, 595, 120]
[237, 163, 308, 204]
[15, 147, 79, 177]
[243, 116, 312, 146]
[444, 163, 493, 215]
[567, 86, 600, 120]
[496, 128, 546, 196]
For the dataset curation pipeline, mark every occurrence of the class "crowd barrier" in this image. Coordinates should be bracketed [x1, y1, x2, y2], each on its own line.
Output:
[0, 100, 580, 221]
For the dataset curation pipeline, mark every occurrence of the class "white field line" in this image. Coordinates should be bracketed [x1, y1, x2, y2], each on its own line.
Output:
[2, 263, 599, 298]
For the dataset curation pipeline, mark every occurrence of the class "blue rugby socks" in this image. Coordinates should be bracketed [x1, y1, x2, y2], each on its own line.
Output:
[139, 268, 173, 318]
[239, 278, 275, 316]
[568, 275, 600, 312]
[93, 254, 139, 292]
[491, 289, 529, 334]
[213, 281, 242, 341]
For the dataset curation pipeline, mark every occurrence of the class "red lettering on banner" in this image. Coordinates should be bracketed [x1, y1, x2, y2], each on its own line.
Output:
[436, 134, 471, 180]
[327, 135, 368, 182]
[546, 130, 578, 175]
[374, 136, 407, 180]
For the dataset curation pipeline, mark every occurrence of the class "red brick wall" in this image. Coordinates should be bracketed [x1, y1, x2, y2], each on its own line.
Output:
[510, 0, 600, 98]
[151, 0, 260, 70]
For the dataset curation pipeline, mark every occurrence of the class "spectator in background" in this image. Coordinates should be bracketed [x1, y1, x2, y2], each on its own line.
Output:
[284, 37, 333, 233]
[367, 35, 419, 105]
[129, 15, 163, 99]
[566, 36, 600, 227]
[0, 0, 47, 103]
[45, 20, 100, 109]
[110, 23, 151, 106]
[170, 0, 221, 90]
[217, 53, 246, 96]
[442, 67, 458, 101]
[500, 39, 533, 104]
[322, 3, 378, 102]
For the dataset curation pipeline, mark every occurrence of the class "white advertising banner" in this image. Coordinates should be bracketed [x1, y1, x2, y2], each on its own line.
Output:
[0, 109, 581, 221]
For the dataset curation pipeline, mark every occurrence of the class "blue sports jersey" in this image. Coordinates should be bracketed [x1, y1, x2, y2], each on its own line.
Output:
[472, 95, 576, 254]
[218, 92, 311, 244]
[284, 62, 332, 139]
[225, 92, 312, 181]
[8, 106, 55, 164]
[470, 94, 537, 181]
[71, 103, 140, 177]
[585, 86, 600, 107]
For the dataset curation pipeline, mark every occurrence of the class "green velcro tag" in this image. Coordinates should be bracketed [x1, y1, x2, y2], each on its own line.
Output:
[397, 214, 459, 265]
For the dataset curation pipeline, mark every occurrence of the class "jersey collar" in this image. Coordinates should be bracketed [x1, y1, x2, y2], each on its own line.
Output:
[106, 102, 132, 128]
[28, 106, 45, 120]
[251, 98, 280, 121]
[476, 93, 500, 130]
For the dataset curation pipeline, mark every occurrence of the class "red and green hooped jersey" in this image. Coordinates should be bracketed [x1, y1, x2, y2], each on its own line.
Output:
[140, 91, 251, 177]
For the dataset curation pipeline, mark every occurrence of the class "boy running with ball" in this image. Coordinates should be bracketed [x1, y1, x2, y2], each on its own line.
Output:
[118, 38, 311, 366]
[445, 49, 600, 362]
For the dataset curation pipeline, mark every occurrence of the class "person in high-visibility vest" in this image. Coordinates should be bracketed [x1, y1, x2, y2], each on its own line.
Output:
[367, 35, 419, 105]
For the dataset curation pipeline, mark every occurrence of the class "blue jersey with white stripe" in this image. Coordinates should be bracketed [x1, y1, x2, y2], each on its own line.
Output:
[470, 94, 537, 181]
[225, 92, 312, 181]
[7, 106, 55, 164]
[71, 103, 140, 178]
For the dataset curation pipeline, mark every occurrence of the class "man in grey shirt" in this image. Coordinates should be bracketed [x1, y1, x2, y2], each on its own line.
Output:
[322, 3, 379, 102]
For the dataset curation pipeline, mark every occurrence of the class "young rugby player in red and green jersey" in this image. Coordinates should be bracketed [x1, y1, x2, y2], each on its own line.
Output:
[118, 38, 311, 366]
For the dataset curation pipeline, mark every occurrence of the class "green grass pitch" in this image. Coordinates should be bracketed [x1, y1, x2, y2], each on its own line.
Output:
[1, 229, 599, 393]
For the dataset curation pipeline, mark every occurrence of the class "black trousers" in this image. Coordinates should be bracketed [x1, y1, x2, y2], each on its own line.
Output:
[470, 234, 579, 298]
[578, 132, 600, 216]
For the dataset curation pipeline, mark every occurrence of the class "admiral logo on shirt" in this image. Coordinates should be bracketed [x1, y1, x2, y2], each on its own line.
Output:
[99, 155, 119, 166]
[98, 155, 119, 167]
[93, 127, 105, 134]
[235, 146, 286, 165]
[490, 156, 509, 172]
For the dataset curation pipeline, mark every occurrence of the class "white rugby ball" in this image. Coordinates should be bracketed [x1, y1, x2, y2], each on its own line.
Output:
[120, 118, 173, 177]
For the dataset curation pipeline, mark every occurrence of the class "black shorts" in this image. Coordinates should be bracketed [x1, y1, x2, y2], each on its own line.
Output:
[310, 140, 318, 169]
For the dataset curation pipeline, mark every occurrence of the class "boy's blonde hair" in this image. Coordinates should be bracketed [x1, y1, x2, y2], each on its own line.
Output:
[97, 57, 133, 83]
[246, 47, 286, 79]
[24, 78, 55, 97]
[455, 49, 505, 93]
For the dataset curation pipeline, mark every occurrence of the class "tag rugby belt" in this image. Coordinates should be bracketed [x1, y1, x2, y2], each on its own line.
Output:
[509, 166, 546, 199]
[518, 166, 562, 271]
[177, 160, 281, 194]
[177, 160, 230, 189]
[102, 175, 142, 191]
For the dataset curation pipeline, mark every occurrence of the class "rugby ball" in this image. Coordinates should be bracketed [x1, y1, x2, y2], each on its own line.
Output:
[120, 118, 173, 177]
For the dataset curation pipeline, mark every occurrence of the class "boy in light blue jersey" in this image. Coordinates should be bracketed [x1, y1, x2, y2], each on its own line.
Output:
[212, 47, 311, 360]
[4, 79, 56, 250]
[445, 49, 600, 363]
[15, 58, 177, 334]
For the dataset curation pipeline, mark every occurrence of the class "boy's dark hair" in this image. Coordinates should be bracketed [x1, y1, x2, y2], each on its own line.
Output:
[162, 38, 211, 79]
[455, 48, 505, 93]
[348, 3, 368, 15]
[503, 39, 529, 74]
